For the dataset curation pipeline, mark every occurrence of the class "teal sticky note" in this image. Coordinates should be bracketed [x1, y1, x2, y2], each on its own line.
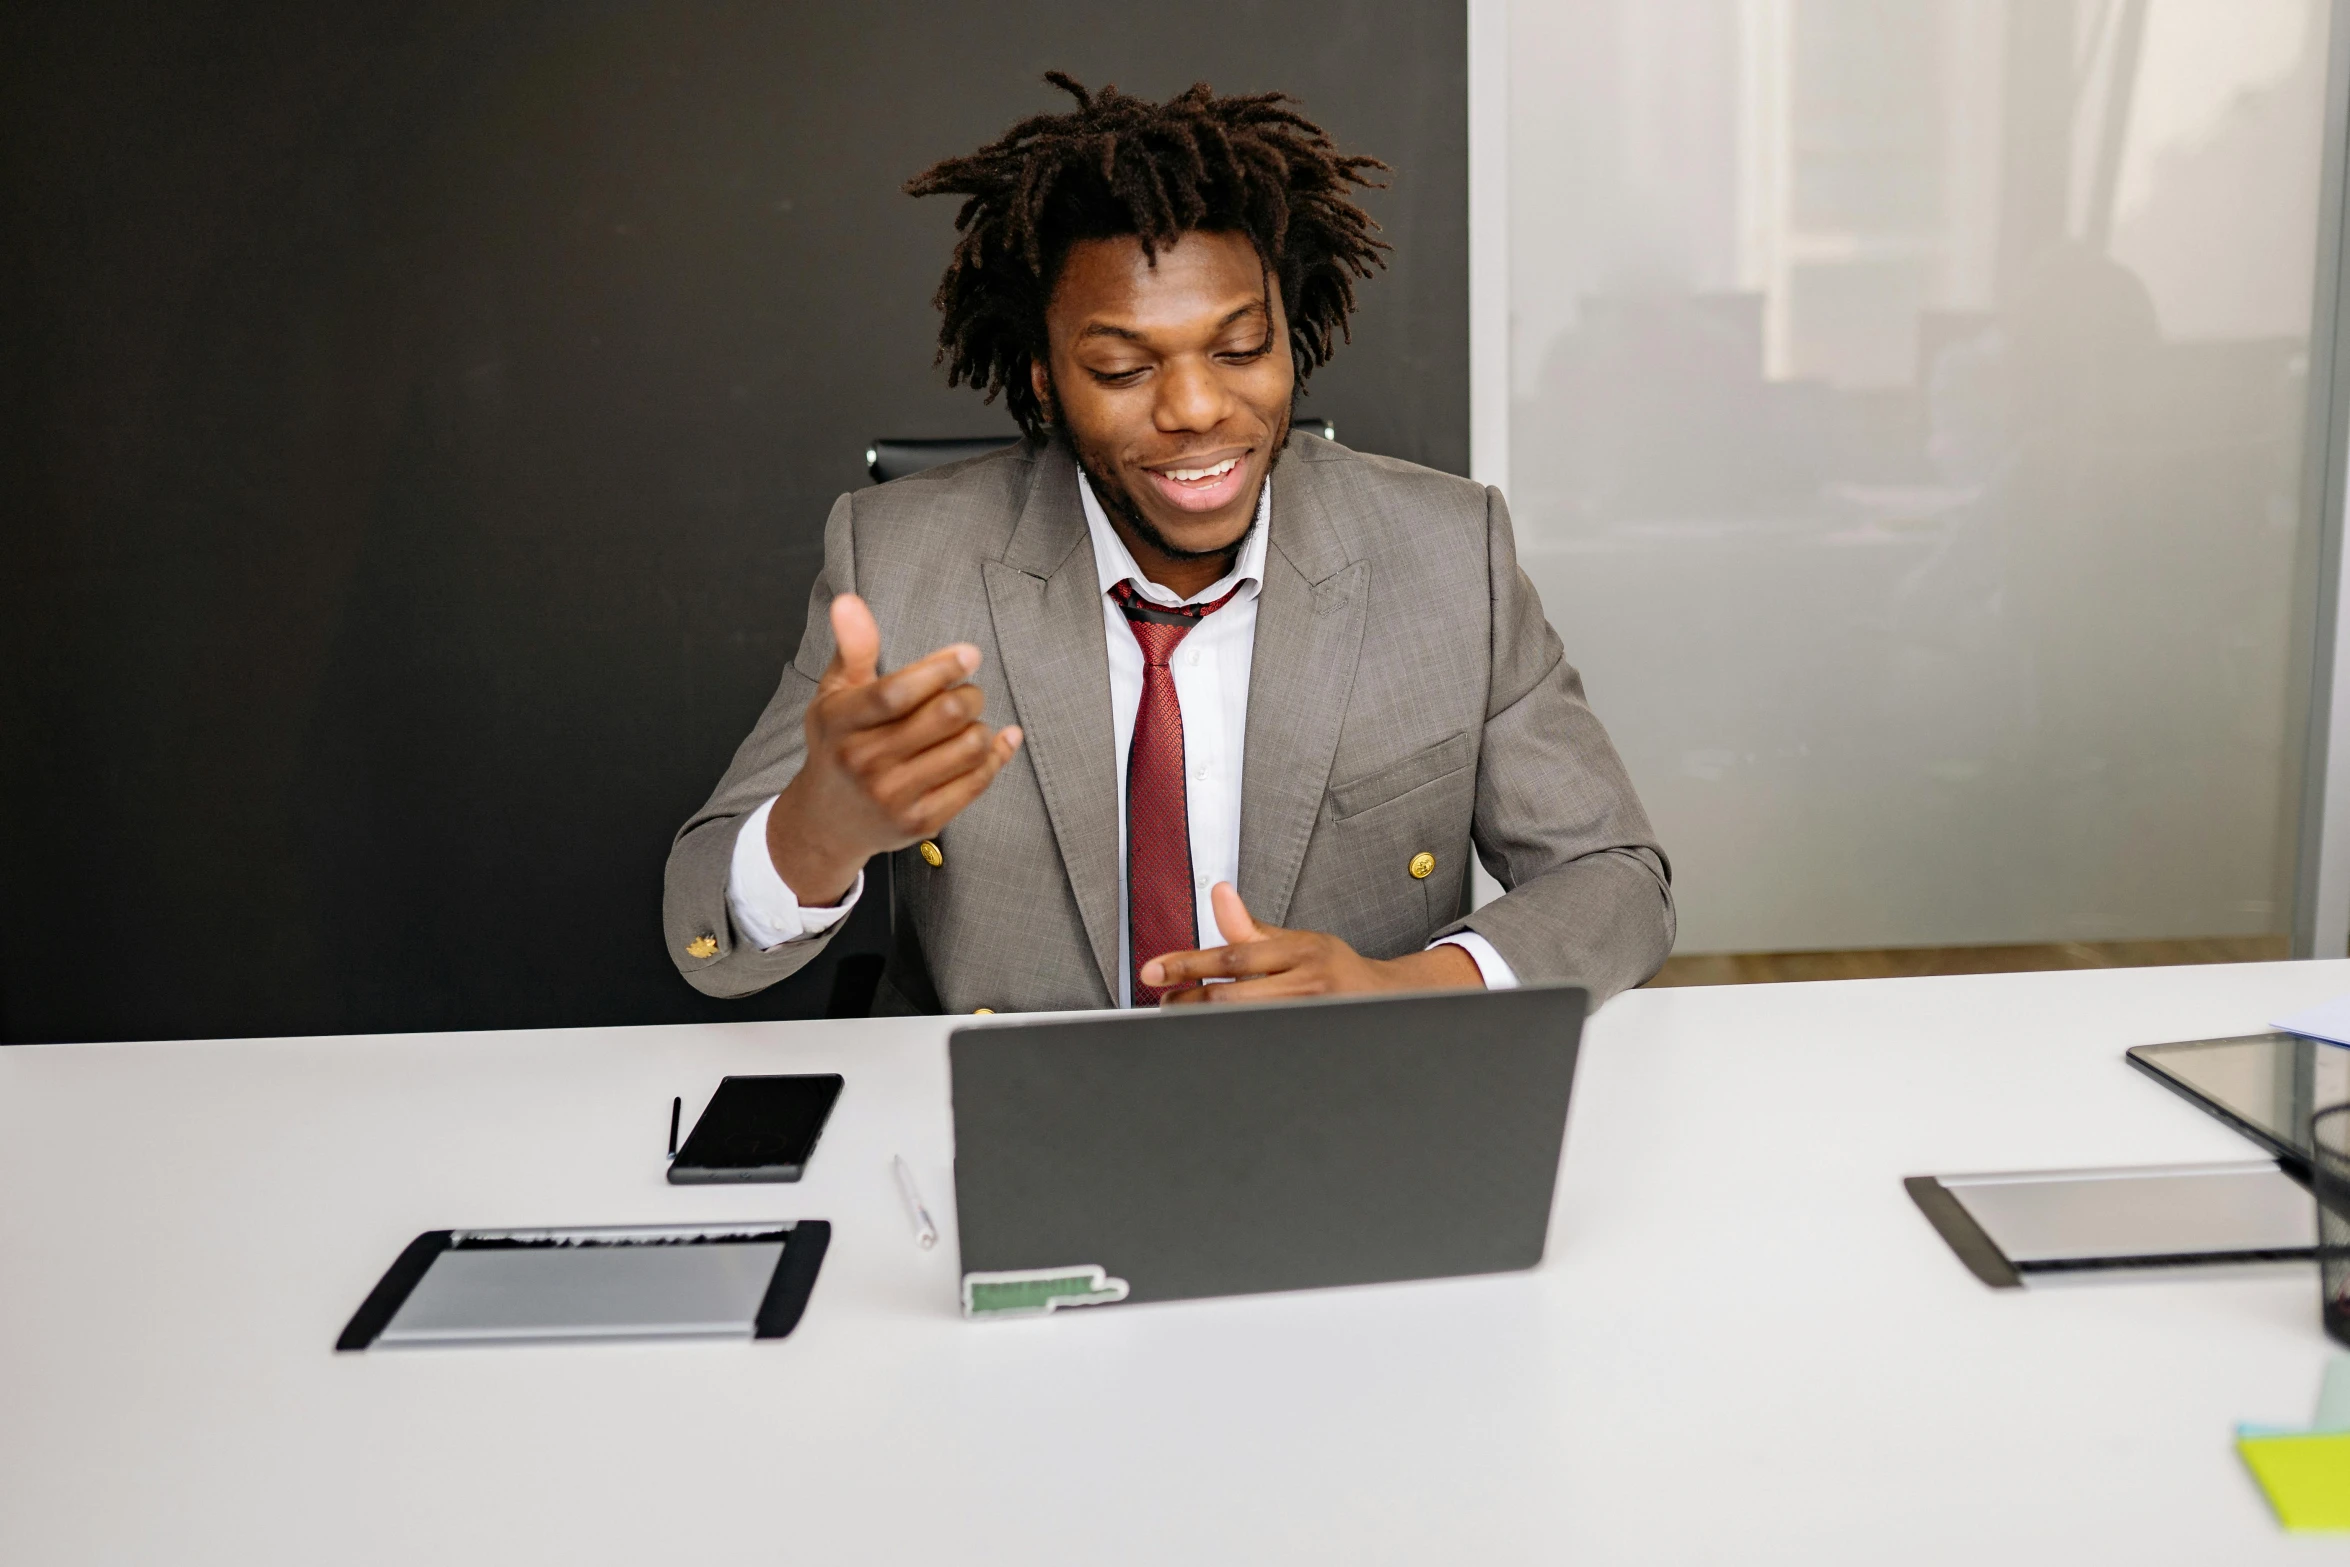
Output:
[2314, 1356, 2350, 1433]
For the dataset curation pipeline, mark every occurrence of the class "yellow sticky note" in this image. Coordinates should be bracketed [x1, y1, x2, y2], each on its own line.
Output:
[2238, 1431, 2350, 1531]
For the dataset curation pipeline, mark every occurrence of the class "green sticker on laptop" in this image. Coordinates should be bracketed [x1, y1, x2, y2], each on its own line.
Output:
[962, 1265, 1129, 1319]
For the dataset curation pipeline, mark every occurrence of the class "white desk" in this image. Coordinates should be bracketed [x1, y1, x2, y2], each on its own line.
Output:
[4, 961, 2347, 1563]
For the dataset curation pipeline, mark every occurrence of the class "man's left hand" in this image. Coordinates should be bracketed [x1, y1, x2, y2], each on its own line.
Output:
[1140, 883, 1485, 1005]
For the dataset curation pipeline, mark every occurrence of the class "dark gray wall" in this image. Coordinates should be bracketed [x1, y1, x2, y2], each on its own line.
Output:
[0, 1, 1468, 1043]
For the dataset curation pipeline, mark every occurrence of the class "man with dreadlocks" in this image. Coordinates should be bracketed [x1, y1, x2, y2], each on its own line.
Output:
[664, 76, 1671, 1013]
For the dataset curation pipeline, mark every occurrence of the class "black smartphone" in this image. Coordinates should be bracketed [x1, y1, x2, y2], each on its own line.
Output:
[666, 1074, 843, 1184]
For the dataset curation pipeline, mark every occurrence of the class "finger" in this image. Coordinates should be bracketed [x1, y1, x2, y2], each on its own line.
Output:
[901, 727, 1018, 830]
[873, 721, 999, 805]
[1161, 970, 1324, 1006]
[899, 725, 1022, 832]
[1140, 933, 1310, 988]
[827, 642, 981, 729]
[1204, 972, 1329, 1002]
[845, 684, 987, 769]
[823, 594, 882, 691]
[1140, 946, 1230, 988]
[1138, 948, 1217, 989]
[1210, 882, 1262, 945]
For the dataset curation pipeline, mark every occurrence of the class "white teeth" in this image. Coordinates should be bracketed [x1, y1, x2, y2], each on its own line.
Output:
[1166, 457, 1239, 483]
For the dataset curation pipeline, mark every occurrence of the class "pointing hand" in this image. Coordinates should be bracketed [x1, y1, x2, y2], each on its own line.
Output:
[764, 593, 1022, 905]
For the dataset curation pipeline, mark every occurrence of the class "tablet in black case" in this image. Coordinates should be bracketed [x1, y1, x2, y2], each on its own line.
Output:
[335, 1221, 830, 1349]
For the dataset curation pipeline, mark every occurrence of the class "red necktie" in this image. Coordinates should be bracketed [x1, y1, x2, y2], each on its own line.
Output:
[1111, 578, 1243, 1006]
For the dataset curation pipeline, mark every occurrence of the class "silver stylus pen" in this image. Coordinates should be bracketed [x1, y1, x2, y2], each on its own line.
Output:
[893, 1154, 938, 1250]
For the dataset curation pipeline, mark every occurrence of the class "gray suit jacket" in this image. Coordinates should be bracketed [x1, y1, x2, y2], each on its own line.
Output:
[664, 431, 1673, 1014]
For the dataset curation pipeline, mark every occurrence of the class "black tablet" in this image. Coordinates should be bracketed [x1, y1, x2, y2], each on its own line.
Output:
[1906, 1161, 2314, 1289]
[336, 1221, 830, 1350]
[2126, 1031, 2350, 1174]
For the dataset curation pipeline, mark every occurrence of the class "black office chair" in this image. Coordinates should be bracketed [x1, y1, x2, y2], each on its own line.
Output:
[866, 418, 1336, 484]
[865, 437, 1018, 483]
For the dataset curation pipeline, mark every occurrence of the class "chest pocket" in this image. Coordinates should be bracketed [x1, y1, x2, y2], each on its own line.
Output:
[1319, 731, 1478, 949]
[1328, 730, 1476, 822]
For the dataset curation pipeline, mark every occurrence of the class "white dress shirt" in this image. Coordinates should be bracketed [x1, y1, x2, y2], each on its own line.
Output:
[728, 470, 1518, 1004]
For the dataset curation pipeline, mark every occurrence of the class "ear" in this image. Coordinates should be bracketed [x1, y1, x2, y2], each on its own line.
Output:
[1258, 266, 1298, 395]
[1028, 356, 1054, 426]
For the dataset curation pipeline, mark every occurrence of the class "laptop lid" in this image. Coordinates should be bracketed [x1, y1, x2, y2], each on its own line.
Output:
[948, 984, 1589, 1316]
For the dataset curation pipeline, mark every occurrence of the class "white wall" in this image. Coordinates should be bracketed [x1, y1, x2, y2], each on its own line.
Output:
[1500, 0, 2330, 951]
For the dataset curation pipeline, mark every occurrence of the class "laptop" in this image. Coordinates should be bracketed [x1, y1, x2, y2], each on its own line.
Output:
[947, 983, 1589, 1318]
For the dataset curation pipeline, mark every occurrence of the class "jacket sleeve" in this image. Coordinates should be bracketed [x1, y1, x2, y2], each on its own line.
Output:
[1432, 485, 1676, 1003]
[662, 493, 856, 998]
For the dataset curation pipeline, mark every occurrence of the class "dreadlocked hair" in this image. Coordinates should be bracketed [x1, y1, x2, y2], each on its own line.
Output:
[904, 72, 1390, 438]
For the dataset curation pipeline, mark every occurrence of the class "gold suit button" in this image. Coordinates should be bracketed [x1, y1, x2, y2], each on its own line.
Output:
[685, 934, 719, 959]
[1408, 851, 1436, 880]
[918, 839, 944, 868]
[973, 1007, 995, 1015]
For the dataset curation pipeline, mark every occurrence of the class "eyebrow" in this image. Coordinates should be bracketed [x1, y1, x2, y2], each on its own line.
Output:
[1076, 300, 1268, 344]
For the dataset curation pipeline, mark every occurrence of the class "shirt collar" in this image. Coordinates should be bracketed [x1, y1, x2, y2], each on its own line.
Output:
[1078, 467, 1269, 609]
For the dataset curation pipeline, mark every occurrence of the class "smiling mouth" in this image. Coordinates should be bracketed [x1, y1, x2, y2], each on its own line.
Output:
[1163, 456, 1239, 483]
[1142, 450, 1254, 513]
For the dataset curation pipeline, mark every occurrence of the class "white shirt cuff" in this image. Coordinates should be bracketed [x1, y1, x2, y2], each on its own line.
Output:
[1431, 931, 1519, 989]
[727, 795, 862, 952]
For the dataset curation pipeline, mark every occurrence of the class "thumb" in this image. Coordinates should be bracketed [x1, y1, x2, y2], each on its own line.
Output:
[1210, 882, 1260, 945]
[825, 593, 880, 688]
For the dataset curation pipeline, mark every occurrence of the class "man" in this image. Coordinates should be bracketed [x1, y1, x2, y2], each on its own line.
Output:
[665, 75, 1671, 1014]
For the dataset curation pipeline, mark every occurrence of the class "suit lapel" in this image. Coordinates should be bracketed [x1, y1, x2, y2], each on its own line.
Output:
[1239, 455, 1369, 927]
[982, 443, 1122, 1000]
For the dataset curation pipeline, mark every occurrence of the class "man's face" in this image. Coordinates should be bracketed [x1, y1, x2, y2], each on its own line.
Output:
[1032, 230, 1294, 567]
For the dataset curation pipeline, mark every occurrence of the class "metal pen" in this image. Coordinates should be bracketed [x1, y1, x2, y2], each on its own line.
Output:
[893, 1154, 938, 1250]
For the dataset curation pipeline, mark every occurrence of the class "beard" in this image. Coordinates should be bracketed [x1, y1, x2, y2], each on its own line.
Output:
[1051, 392, 1290, 569]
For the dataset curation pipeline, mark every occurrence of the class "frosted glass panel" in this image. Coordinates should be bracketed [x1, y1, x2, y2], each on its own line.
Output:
[1506, 0, 2329, 951]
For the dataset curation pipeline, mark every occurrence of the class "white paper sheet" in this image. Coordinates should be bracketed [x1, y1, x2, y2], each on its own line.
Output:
[2274, 994, 2350, 1046]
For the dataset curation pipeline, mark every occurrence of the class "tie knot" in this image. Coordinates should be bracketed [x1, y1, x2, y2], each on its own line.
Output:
[1110, 579, 1240, 668]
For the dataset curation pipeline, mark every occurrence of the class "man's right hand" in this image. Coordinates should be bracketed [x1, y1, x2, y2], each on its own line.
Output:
[764, 593, 1023, 907]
